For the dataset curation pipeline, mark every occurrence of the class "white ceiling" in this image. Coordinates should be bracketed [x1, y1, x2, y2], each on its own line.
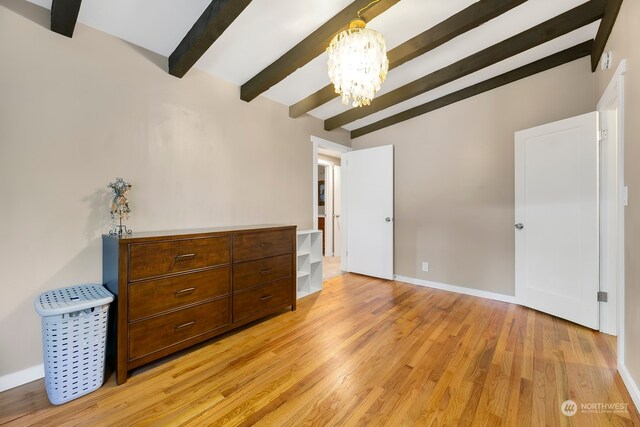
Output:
[27, 0, 211, 56]
[27, 0, 598, 134]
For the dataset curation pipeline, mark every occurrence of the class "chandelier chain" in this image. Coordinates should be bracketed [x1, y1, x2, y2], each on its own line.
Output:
[357, 0, 382, 19]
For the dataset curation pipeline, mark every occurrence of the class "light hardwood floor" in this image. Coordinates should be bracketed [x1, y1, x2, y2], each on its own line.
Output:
[1, 274, 638, 426]
[322, 256, 343, 281]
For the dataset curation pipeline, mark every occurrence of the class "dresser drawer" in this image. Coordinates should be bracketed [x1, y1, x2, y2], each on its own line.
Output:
[129, 268, 230, 321]
[129, 237, 229, 281]
[232, 278, 293, 321]
[233, 230, 292, 262]
[233, 254, 292, 292]
[129, 298, 229, 361]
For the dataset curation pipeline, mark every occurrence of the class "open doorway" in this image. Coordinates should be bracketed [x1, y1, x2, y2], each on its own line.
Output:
[318, 152, 342, 280]
[311, 136, 351, 281]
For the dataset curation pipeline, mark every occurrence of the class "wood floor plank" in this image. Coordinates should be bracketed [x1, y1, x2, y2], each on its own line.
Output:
[504, 306, 528, 425]
[412, 304, 486, 420]
[245, 295, 435, 425]
[543, 311, 560, 425]
[297, 292, 445, 425]
[1, 274, 638, 426]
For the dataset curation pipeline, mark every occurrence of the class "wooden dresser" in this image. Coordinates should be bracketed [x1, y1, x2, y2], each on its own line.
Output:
[103, 225, 296, 384]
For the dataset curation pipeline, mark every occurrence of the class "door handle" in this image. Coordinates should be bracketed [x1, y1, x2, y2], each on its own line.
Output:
[515, 223, 524, 230]
[385, 217, 392, 222]
[335, 214, 340, 218]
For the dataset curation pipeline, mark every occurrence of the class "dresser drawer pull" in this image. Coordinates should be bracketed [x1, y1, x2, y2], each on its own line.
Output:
[259, 295, 273, 301]
[174, 321, 196, 330]
[259, 269, 272, 274]
[175, 287, 196, 296]
[175, 253, 196, 261]
[258, 242, 272, 248]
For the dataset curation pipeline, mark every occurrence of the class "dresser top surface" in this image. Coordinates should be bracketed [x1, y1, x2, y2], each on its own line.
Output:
[103, 224, 296, 242]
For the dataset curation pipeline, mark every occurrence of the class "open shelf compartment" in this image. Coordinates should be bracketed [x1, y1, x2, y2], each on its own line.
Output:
[296, 229, 323, 299]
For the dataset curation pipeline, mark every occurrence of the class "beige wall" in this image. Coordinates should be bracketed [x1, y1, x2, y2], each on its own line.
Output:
[593, 0, 640, 397]
[0, 0, 349, 378]
[352, 57, 595, 295]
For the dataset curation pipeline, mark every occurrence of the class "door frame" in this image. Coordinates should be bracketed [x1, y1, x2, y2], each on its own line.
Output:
[596, 60, 626, 342]
[311, 136, 351, 268]
[318, 160, 334, 256]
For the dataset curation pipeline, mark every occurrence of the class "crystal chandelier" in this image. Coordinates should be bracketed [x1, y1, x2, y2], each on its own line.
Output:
[327, 1, 389, 108]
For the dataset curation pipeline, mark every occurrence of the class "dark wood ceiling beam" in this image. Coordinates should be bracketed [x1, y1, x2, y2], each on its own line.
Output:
[169, 0, 253, 78]
[351, 40, 593, 139]
[240, 0, 401, 103]
[591, 0, 623, 71]
[51, 0, 82, 38]
[289, 0, 527, 118]
[325, 0, 606, 131]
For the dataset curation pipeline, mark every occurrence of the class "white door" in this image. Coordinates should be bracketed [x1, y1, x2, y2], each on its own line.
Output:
[333, 165, 342, 257]
[343, 145, 394, 280]
[515, 112, 599, 329]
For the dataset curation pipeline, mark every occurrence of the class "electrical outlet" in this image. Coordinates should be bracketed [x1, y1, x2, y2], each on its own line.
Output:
[422, 262, 429, 272]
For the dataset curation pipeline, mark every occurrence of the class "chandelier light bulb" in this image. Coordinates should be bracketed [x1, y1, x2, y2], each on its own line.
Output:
[327, 18, 389, 108]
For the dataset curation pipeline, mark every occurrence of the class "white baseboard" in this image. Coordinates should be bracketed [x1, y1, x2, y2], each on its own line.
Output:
[394, 275, 518, 304]
[0, 364, 44, 392]
[619, 363, 640, 413]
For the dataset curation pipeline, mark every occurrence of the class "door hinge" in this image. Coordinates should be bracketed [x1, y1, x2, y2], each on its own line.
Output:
[597, 291, 608, 302]
[598, 129, 608, 142]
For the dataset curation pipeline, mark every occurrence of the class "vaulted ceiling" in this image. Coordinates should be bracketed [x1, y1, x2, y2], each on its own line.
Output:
[29, 0, 621, 138]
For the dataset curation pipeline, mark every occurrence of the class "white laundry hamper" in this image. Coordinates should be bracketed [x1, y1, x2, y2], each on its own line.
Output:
[34, 284, 114, 405]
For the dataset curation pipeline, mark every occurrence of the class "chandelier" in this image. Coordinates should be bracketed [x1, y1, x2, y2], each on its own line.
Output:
[327, 1, 389, 108]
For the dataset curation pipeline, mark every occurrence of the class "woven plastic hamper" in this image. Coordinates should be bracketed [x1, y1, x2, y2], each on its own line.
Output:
[34, 284, 114, 405]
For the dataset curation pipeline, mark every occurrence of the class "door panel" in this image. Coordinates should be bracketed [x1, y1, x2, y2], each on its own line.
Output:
[343, 145, 394, 280]
[515, 112, 599, 329]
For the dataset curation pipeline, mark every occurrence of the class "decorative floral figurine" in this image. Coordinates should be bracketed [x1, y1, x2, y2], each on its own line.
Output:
[108, 178, 133, 235]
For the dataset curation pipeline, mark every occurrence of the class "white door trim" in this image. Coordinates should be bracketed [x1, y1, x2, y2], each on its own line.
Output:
[318, 160, 334, 256]
[597, 60, 626, 349]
